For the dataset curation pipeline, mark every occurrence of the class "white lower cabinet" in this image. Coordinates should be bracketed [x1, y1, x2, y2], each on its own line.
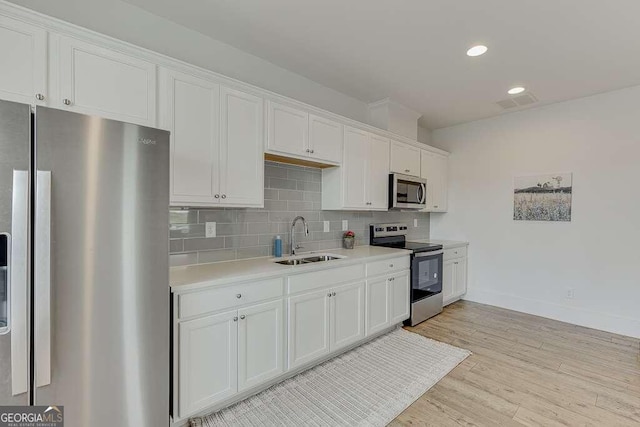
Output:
[330, 281, 365, 351]
[238, 300, 284, 391]
[178, 300, 284, 418]
[288, 281, 365, 368]
[389, 271, 410, 324]
[366, 270, 410, 335]
[174, 255, 410, 421]
[178, 310, 238, 418]
[287, 288, 331, 369]
[442, 248, 468, 306]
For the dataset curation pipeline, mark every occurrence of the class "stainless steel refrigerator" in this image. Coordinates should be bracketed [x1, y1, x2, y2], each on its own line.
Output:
[0, 99, 170, 426]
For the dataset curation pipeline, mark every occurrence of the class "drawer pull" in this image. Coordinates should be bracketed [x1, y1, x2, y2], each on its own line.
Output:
[233, 316, 238, 322]
[236, 294, 242, 299]
[389, 264, 394, 268]
[240, 315, 246, 320]
[327, 293, 332, 297]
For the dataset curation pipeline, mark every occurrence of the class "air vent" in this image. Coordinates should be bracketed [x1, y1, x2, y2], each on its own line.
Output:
[496, 92, 538, 110]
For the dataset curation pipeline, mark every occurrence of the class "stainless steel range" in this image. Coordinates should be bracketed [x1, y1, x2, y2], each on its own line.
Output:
[370, 223, 444, 326]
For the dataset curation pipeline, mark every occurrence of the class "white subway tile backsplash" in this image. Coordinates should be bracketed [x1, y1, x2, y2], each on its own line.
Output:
[169, 161, 430, 266]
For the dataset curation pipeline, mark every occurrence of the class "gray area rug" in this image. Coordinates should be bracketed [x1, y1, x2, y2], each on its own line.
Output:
[191, 328, 471, 427]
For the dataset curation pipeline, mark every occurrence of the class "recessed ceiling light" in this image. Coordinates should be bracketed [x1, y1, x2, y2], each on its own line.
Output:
[508, 87, 526, 95]
[466, 45, 488, 57]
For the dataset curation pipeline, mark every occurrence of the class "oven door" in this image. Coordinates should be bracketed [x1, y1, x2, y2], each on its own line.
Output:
[390, 173, 427, 209]
[411, 251, 443, 302]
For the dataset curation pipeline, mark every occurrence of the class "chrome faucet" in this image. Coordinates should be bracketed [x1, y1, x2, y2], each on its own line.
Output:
[290, 216, 309, 255]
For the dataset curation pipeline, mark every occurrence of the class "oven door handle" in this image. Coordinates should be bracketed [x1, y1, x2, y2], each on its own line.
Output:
[415, 250, 443, 257]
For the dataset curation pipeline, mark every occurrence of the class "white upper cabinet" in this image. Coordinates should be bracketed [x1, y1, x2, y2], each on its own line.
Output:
[368, 134, 391, 209]
[390, 140, 421, 177]
[267, 101, 343, 165]
[219, 86, 264, 207]
[341, 127, 370, 209]
[161, 68, 264, 207]
[161, 69, 220, 205]
[421, 150, 448, 212]
[308, 114, 343, 164]
[56, 36, 157, 126]
[267, 101, 309, 156]
[0, 16, 47, 106]
[322, 126, 389, 211]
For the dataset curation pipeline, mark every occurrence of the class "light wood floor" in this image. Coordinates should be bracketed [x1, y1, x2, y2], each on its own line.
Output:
[391, 300, 640, 426]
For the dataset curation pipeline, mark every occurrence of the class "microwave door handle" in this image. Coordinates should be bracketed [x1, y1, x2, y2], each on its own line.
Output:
[35, 171, 52, 387]
[418, 183, 426, 204]
[10, 170, 29, 396]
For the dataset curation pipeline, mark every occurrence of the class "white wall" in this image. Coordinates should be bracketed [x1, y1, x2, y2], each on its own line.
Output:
[6, 0, 369, 122]
[432, 86, 640, 338]
[417, 126, 432, 145]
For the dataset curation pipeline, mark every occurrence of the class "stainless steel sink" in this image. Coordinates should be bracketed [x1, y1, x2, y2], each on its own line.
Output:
[274, 254, 344, 266]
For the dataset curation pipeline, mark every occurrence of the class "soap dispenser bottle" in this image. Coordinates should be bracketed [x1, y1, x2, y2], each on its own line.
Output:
[274, 235, 282, 258]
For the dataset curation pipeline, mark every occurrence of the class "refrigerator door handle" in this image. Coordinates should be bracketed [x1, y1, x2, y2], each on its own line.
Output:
[35, 171, 51, 387]
[11, 170, 29, 396]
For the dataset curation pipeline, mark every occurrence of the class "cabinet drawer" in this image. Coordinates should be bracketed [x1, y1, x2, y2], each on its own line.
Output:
[444, 246, 467, 261]
[179, 278, 284, 319]
[288, 264, 364, 294]
[366, 256, 410, 277]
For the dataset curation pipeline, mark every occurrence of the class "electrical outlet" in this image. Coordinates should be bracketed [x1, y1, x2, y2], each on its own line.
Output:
[323, 221, 330, 232]
[205, 222, 216, 238]
[566, 288, 575, 299]
[342, 220, 348, 231]
[414, 218, 418, 227]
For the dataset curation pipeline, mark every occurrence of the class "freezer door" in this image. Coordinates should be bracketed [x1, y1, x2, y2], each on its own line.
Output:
[34, 107, 170, 427]
[0, 99, 31, 405]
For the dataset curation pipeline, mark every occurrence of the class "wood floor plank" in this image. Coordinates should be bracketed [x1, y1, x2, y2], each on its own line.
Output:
[392, 301, 640, 426]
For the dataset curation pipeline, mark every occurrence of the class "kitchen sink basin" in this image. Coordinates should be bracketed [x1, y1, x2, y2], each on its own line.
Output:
[274, 254, 344, 266]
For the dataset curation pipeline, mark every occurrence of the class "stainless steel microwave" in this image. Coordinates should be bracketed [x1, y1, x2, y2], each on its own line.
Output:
[389, 173, 427, 210]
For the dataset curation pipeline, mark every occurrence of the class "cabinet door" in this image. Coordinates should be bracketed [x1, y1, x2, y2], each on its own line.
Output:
[421, 151, 448, 212]
[267, 101, 308, 156]
[219, 86, 264, 207]
[368, 134, 390, 210]
[0, 16, 47, 105]
[287, 289, 330, 369]
[390, 141, 421, 177]
[342, 126, 369, 209]
[57, 36, 156, 126]
[309, 114, 342, 164]
[238, 300, 284, 391]
[390, 271, 410, 324]
[366, 277, 389, 336]
[442, 259, 456, 305]
[178, 310, 237, 418]
[331, 281, 365, 351]
[160, 69, 220, 206]
[453, 258, 467, 298]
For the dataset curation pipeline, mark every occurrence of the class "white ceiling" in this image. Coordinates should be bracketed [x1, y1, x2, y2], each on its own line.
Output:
[124, 0, 640, 129]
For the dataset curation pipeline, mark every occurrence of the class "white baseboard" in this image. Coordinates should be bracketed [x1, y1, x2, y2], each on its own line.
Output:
[463, 288, 640, 339]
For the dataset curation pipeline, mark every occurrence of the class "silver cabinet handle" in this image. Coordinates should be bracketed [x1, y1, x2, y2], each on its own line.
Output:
[35, 171, 52, 387]
[405, 169, 410, 173]
[236, 293, 242, 299]
[327, 293, 332, 297]
[434, 205, 439, 209]
[240, 315, 246, 320]
[310, 149, 315, 153]
[305, 148, 310, 153]
[36, 93, 45, 101]
[332, 292, 336, 296]
[62, 98, 71, 106]
[233, 316, 238, 322]
[10, 170, 29, 395]
[389, 264, 394, 268]
[214, 194, 220, 198]
[221, 194, 227, 199]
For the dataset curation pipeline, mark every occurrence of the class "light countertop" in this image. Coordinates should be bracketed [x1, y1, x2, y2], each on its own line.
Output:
[170, 245, 411, 292]
[411, 239, 469, 249]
